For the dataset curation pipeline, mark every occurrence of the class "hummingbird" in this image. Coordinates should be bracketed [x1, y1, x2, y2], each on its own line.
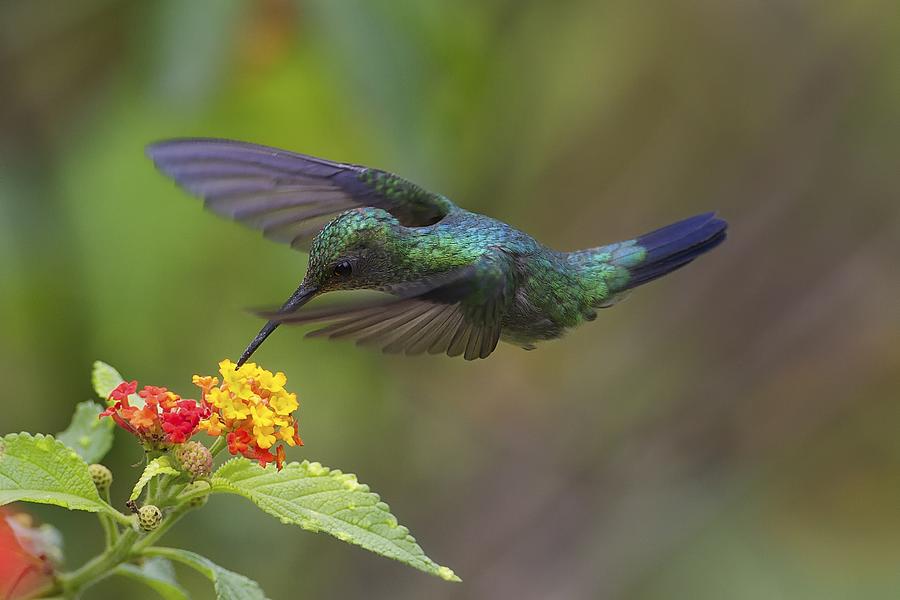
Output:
[147, 138, 727, 365]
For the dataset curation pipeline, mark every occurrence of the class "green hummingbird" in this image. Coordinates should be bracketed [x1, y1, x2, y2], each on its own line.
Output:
[147, 139, 727, 364]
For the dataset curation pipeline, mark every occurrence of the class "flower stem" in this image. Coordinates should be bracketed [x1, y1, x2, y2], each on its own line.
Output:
[156, 482, 190, 507]
[58, 528, 139, 595]
[105, 506, 137, 528]
[97, 487, 119, 547]
[208, 435, 227, 458]
[147, 473, 159, 504]
[97, 513, 116, 549]
[156, 472, 173, 500]
[57, 477, 206, 595]
[144, 449, 164, 503]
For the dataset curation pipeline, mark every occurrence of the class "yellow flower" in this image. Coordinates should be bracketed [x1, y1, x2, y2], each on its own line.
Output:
[222, 402, 250, 421]
[272, 414, 292, 428]
[277, 425, 298, 446]
[218, 359, 238, 379]
[253, 424, 277, 449]
[199, 412, 225, 436]
[269, 391, 298, 416]
[250, 404, 275, 428]
[206, 387, 226, 409]
[218, 391, 251, 420]
[255, 368, 287, 394]
[196, 359, 304, 470]
[219, 359, 254, 399]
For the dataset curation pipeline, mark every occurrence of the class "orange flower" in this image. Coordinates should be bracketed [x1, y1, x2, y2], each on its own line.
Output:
[250, 445, 276, 467]
[138, 386, 170, 406]
[100, 382, 208, 448]
[227, 429, 251, 455]
[292, 421, 304, 447]
[161, 392, 180, 411]
[276, 446, 286, 470]
[191, 375, 219, 394]
[193, 360, 303, 469]
[128, 406, 157, 430]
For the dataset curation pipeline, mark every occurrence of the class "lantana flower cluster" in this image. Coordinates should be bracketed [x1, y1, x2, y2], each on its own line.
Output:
[99, 360, 303, 470]
[193, 360, 302, 470]
[100, 381, 208, 448]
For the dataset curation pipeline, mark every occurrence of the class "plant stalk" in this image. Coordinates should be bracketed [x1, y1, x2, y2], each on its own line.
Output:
[97, 487, 119, 547]
[58, 528, 139, 595]
[208, 435, 227, 458]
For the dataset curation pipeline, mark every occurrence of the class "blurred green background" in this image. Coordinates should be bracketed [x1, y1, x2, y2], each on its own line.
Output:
[2, 0, 899, 598]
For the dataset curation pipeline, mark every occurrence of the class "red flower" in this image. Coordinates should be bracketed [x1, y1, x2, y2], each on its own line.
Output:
[100, 380, 205, 448]
[109, 380, 137, 402]
[275, 446, 286, 470]
[0, 511, 55, 600]
[292, 421, 304, 447]
[159, 400, 207, 443]
[99, 403, 136, 435]
[161, 421, 189, 444]
[247, 444, 276, 468]
[227, 430, 251, 455]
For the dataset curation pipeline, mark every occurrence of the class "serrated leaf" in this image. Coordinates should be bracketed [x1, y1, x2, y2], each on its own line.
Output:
[131, 456, 180, 501]
[115, 557, 189, 600]
[92, 360, 144, 408]
[0, 433, 115, 515]
[57, 401, 115, 464]
[211, 458, 459, 582]
[142, 547, 269, 600]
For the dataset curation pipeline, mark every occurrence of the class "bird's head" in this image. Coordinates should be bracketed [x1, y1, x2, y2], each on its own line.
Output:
[236, 208, 406, 366]
[304, 207, 404, 293]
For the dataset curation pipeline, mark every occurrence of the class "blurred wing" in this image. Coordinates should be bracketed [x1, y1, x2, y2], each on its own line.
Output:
[262, 252, 517, 360]
[146, 138, 458, 250]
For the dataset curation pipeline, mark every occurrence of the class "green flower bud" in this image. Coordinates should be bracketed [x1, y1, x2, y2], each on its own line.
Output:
[180, 480, 211, 508]
[174, 441, 213, 480]
[138, 505, 163, 532]
[88, 464, 113, 493]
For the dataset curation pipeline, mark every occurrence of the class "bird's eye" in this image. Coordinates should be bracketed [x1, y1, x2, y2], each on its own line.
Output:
[333, 260, 352, 277]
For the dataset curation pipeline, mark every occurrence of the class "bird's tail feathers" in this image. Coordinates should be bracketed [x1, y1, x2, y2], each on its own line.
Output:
[614, 212, 727, 290]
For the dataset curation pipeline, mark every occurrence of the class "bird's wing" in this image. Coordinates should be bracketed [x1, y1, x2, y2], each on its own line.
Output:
[146, 138, 458, 250]
[260, 251, 517, 360]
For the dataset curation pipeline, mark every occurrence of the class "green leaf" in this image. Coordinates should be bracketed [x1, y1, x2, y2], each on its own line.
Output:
[211, 458, 460, 582]
[115, 558, 189, 600]
[92, 360, 126, 399]
[92, 360, 144, 408]
[57, 401, 115, 464]
[0, 433, 115, 515]
[131, 456, 180, 501]
[142, 547, 269, 600]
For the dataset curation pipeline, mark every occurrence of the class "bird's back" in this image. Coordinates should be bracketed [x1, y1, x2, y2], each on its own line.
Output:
[401, 210, 585, 346]
[501, 213, 728, 347]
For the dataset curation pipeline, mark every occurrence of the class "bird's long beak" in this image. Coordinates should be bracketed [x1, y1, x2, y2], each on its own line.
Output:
[236, 283, 318, 367]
